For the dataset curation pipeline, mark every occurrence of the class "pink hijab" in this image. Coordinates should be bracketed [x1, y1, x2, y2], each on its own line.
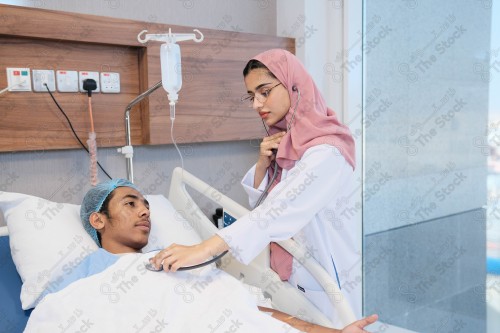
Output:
[253, 49, 355, 175]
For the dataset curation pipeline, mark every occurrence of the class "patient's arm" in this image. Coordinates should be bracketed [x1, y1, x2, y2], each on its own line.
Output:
[258, 306, 378, 333]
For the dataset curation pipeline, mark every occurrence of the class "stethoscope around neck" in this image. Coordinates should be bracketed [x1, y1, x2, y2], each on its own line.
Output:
[255, 85, 301, 207]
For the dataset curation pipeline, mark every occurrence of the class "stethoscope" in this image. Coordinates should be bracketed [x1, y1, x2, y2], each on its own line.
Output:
[145, 250, 229, 272]
[255, 85, 301, 207]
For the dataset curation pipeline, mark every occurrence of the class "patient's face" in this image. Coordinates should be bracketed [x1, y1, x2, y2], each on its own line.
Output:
[100, 187, 151, 253]
[244, 68, 291, 127]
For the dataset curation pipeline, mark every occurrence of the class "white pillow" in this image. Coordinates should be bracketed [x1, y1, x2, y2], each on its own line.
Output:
[0, 192, 99, 310]
[0, 192, 202, 310]
[143, 194, 202, 252]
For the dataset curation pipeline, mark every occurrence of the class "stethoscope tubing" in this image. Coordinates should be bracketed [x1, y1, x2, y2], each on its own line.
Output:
[255, 86, 301, 207]
[145, 250, 229, 272]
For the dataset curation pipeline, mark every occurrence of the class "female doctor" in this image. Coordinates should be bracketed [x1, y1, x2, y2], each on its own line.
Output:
[151, 49, 358, 325]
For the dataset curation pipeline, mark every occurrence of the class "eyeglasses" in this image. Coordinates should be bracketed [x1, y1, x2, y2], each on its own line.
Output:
[241, 82, 282, 107]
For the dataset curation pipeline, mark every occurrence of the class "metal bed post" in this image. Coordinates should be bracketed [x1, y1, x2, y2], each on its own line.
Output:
[118, 80, 163, 182]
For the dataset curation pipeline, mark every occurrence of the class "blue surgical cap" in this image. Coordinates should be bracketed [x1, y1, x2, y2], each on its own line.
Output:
[80, 178, 139, 246]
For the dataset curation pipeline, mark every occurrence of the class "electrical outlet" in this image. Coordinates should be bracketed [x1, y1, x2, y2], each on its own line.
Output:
[78, 71, 100, 93]
[32, 69, 56, 92]
[6, 68, 31, 92]
[100, 72, 120, 93]
[56, 70, 79, 92]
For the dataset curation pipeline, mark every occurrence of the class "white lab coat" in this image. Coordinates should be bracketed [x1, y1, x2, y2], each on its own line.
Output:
[217, 144, 358, 326]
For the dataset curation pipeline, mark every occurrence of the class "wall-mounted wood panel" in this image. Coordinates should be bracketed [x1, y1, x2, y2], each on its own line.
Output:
[145, 31, 294, 145]
[0, 36, 142, 152]
[0, 4, 294, 152]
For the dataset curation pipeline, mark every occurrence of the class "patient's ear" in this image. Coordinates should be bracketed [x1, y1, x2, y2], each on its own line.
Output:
[89, 212, 105, 231]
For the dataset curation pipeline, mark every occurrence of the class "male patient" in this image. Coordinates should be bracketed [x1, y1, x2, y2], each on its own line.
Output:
[30, 179, 376, 332]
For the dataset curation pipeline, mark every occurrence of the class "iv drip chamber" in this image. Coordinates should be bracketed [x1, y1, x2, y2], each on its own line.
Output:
[160, 42, 182, 103]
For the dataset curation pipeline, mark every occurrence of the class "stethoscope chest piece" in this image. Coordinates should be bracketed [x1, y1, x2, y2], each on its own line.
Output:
[144, 250, 229, 272]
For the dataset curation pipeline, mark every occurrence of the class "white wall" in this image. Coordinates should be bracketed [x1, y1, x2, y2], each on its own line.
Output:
[277, 0, 344, 119]
[0, 0, 277, 34]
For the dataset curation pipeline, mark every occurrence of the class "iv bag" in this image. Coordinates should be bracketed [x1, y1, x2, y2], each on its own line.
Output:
[160, 42, 182, 103]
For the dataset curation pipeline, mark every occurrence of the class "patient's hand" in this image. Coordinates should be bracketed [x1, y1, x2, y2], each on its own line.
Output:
[150, 235, 229, 272]
[341, 314, 378, 333]
[258, 307, 377, 333]
[308, 314, 379, 333]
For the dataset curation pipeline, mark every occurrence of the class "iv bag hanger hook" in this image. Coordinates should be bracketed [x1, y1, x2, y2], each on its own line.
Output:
[137, 28, 204, 44]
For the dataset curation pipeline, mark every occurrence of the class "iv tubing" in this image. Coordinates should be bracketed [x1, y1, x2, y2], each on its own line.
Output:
[170, 103, 185, 173]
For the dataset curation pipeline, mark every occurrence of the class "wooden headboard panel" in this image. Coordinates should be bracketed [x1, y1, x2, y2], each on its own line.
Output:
[0, 4, 294, 152]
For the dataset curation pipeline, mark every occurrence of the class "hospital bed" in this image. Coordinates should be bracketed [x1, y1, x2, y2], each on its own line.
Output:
[0, 167, 355, 332]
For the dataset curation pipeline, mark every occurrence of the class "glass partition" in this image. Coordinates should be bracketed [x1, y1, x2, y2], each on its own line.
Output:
[362, 1, 494, 331]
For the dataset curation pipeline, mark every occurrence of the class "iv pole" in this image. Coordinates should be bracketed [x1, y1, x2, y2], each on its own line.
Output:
[119, 28, 203, 183]
[118, 80, 163, 182]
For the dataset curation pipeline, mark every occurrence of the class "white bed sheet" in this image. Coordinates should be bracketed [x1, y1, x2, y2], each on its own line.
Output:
[25, 251, 300, 333]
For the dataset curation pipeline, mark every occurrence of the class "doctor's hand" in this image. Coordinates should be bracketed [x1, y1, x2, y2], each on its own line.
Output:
[254, 131, 286, 188]
[257, 131, 286, 168]
[150, 235, 229, 272]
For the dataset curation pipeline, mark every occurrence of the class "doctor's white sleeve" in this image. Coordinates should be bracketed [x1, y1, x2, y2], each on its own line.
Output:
[240, 164, 269, 208]
[217, 145, 354, 265]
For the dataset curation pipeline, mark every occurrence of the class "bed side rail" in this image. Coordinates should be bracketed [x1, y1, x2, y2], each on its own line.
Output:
[168, 167, 356, 327]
